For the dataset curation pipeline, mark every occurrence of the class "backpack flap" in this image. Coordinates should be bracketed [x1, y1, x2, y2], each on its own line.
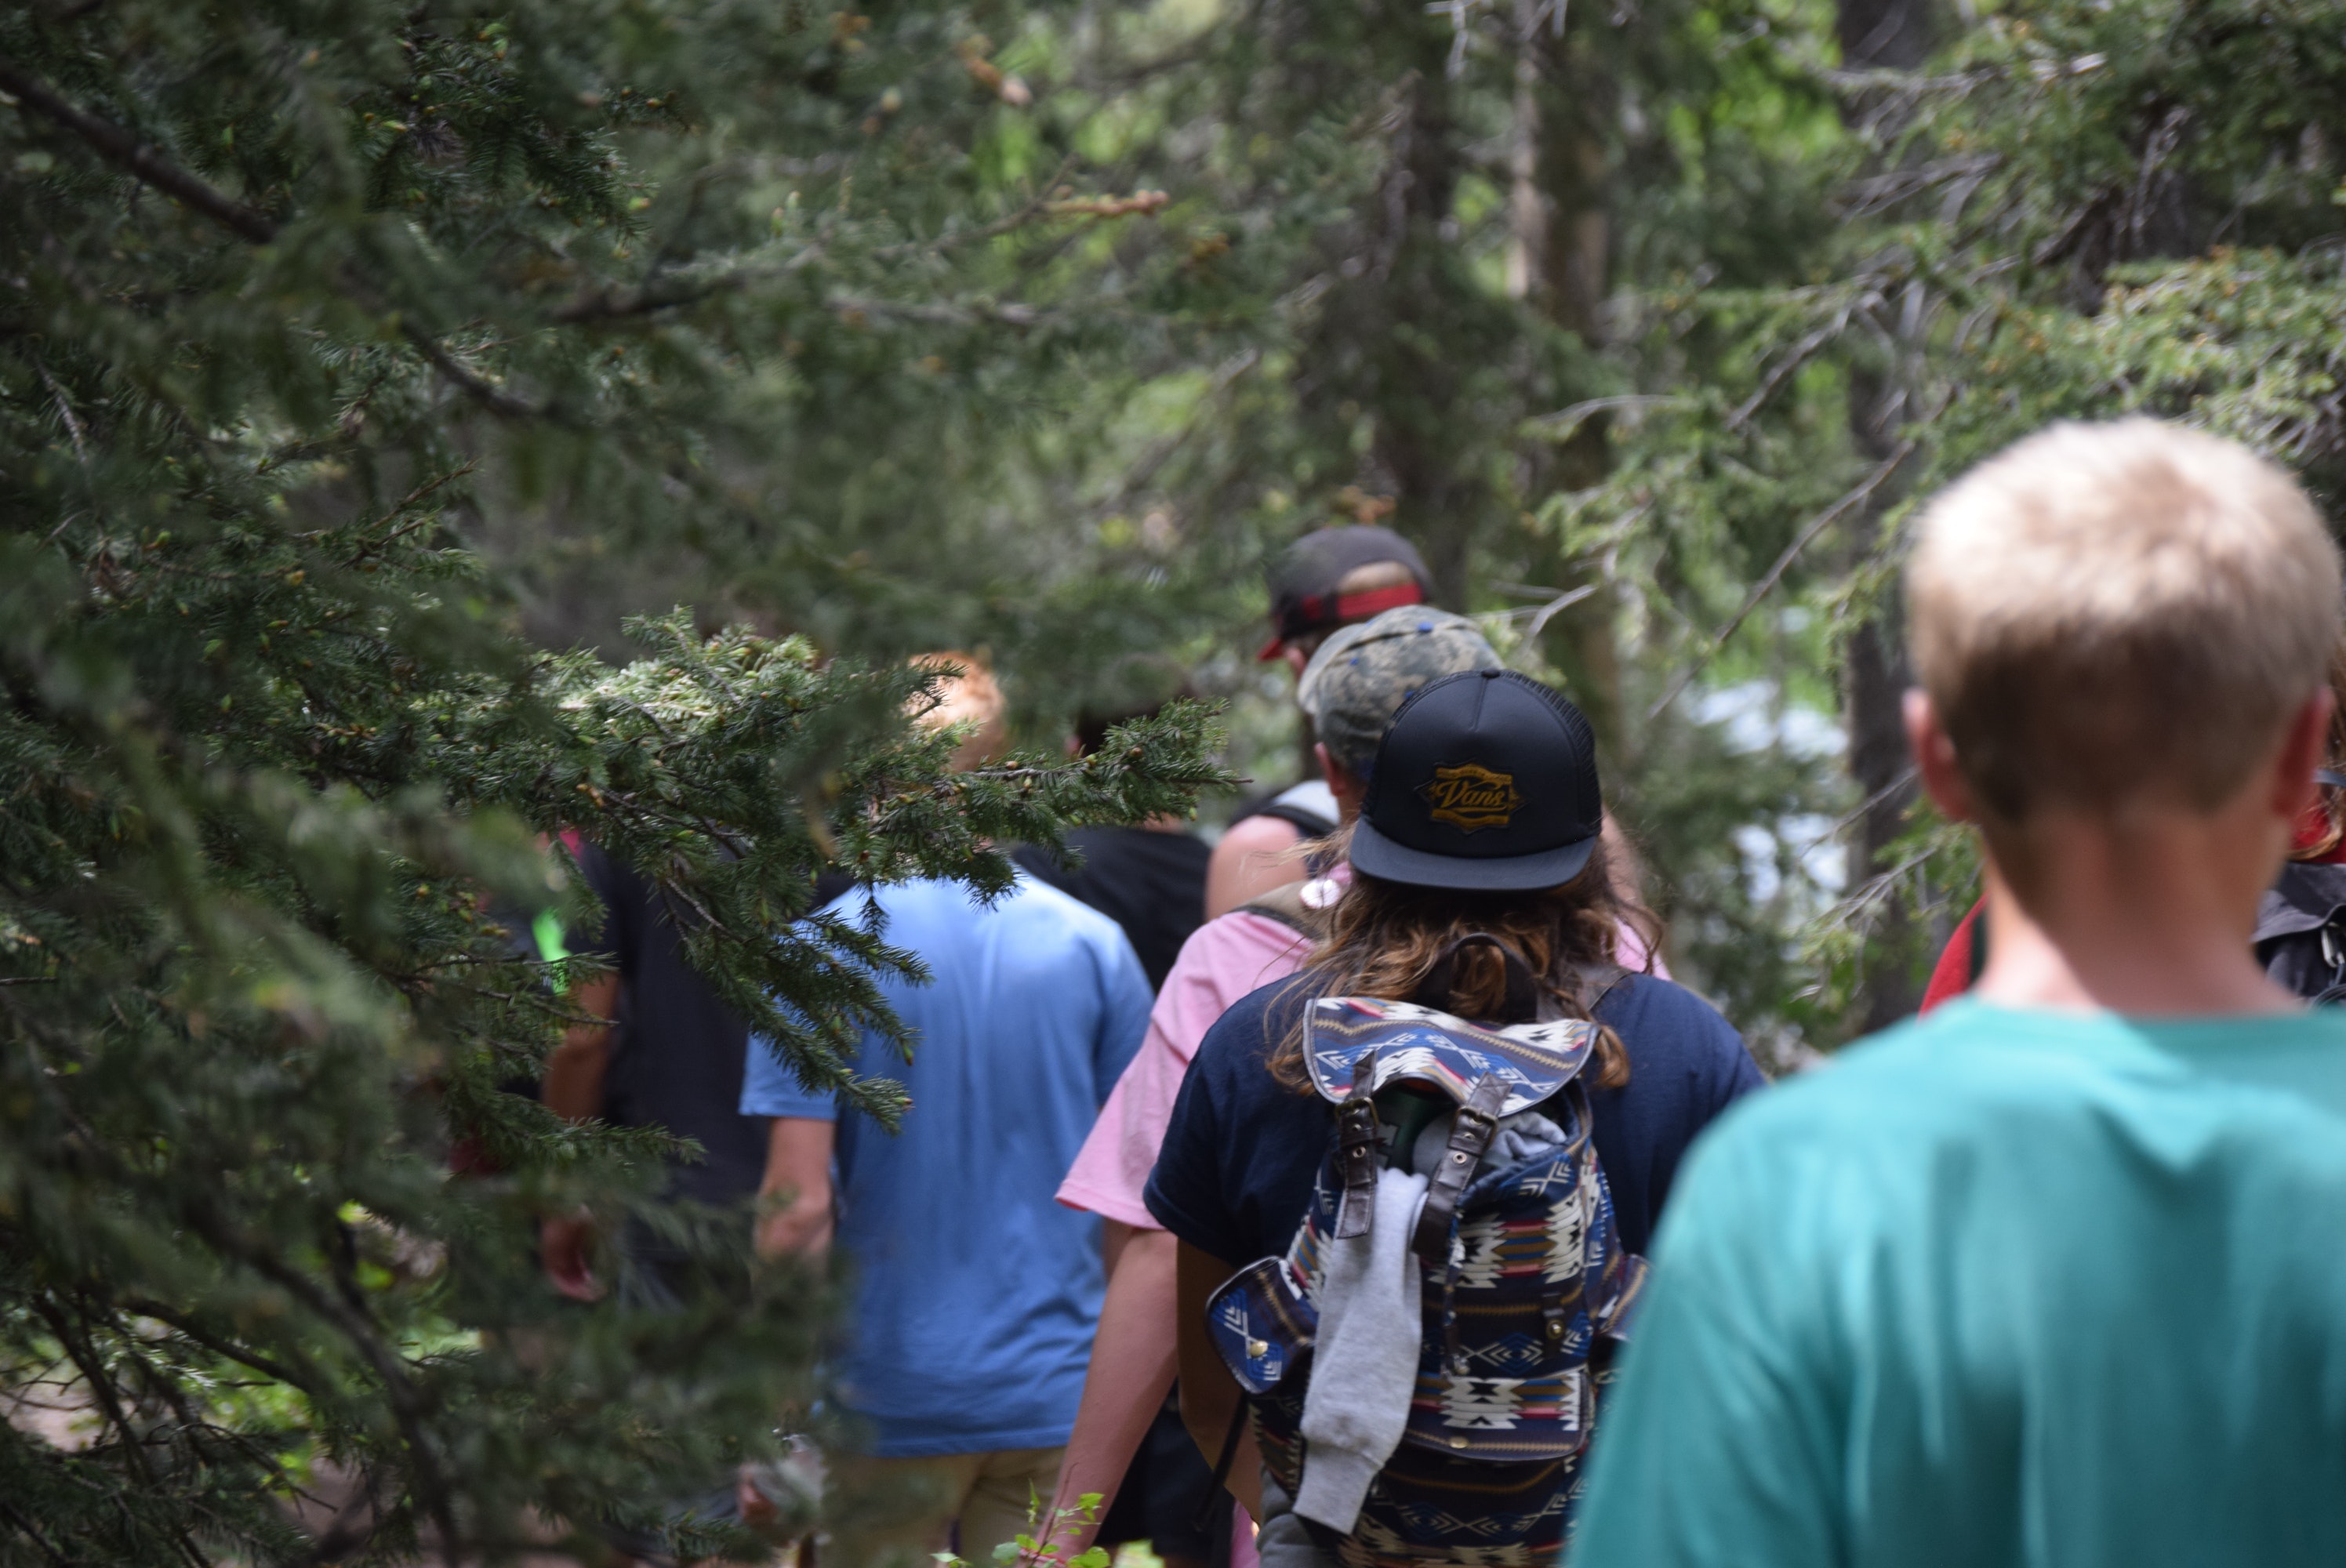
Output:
[1206, 1255, 1318, 1396]
[1303, 996, 1596, 1113]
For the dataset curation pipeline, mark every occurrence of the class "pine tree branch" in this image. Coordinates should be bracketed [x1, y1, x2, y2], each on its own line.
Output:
[0, 53, 279, 244]
[27, 1294, 163, 1493]
[117, 1298, 318, 1392]
[868, 156, 1078, 259]
[547, 251, 826, 321]
[0, 55, 547, 422]
[396, 323, 543, 419]
[0, 1498, 71, 1566]
[1725, 295, 1876, 432]
[189, 1210, 468, 1567]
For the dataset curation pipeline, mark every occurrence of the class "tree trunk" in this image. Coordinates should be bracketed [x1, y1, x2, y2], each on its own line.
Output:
[1507, 0, 1626, 750]
[1836, 0, 1939, 1029]
[1370, 56, 1480, 611]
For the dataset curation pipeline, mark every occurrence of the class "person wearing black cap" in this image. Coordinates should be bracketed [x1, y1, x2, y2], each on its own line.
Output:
[1142, 670, 1766, 1546]
[1207, 525, 1433, 920]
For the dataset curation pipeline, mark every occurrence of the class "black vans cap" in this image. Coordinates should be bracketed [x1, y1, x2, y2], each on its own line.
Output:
[1349, 669, 1603, 892]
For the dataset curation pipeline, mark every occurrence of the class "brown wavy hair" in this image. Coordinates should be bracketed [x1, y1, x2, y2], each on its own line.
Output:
[1268, 824, 1662, 1094]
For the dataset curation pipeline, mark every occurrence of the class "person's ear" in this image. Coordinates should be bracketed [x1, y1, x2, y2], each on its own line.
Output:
[1905, 688, 1977, 824]
[1317, 742, 1365, 815]
[2267, 686, 2334, 822]
[1283, 645, 1312, 678]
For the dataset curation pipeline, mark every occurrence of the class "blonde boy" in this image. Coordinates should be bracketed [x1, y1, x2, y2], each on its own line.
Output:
[1571, 420, 2346, 1568]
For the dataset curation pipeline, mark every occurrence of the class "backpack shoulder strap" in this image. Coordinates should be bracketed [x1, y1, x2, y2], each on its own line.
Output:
[1237, 877, 1324, 937]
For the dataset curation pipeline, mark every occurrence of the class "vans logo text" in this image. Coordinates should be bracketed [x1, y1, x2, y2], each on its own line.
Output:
[1418, 764, 1523, 832]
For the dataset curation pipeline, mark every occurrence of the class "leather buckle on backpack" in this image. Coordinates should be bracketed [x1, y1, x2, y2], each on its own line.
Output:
[1333, 1065, 1384, 1240]
[1411, 1074, 1506, 1265]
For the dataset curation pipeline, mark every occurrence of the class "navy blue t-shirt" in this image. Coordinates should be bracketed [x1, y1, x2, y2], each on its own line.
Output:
[577, 844, 772, 1208]
[1143, 971, 1766, 1265]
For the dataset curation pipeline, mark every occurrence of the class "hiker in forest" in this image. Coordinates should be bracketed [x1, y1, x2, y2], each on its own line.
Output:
[1045, 607, 1511, 1567]
[539, 844, 772, 1302]
[1571, 420, 2346, 1567]
[536, 840, 782, 1555]
[1919, 635, 2346, 1011]
[1015, 691, 1213, 992]
[1011, 685, 1215, 1562]
[1207, 524, 1437, 919]
[1144, 666, 1763, 1564]
[742, 655, 1156, 1568]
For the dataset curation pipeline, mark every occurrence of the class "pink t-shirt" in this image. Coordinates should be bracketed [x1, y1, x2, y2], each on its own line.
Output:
[1057, 887, 1662, 1226]
[1055, 907, 1315, 1225]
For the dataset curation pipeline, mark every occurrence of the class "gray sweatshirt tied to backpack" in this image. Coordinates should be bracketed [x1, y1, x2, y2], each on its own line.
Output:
[1295, 1163, 1431, 1532]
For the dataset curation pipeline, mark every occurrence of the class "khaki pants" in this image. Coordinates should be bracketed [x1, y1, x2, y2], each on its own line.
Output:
[827, 1445, 1066, 1568]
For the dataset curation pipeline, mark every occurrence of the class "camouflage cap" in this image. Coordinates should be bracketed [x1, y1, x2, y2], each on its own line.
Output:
[1296, 605, 1502, 778]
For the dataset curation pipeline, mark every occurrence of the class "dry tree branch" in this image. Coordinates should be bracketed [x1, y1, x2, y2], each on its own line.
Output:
[869, 154, 1081, 260]
[1647, 437, 1919, 721]
[1727, 294, 1876, 432]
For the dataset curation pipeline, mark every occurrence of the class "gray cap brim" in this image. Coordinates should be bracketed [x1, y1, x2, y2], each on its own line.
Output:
[1347, 817, 1598, 893]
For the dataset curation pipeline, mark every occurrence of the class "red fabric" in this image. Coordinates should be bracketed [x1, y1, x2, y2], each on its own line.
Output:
[1922, 782, 2346, 1013]
[1919, 898, 1985, 1014]
[2293, 800, 2346, 863]
[1255, 582, 1431, 659]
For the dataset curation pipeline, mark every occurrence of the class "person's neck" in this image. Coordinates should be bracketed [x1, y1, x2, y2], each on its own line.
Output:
[1973, 804, 2297, 1017]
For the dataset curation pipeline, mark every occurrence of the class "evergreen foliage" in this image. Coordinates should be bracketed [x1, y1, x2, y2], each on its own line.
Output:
[1566, 0, 2346, 1040]
[0, 3, 1222, 1561]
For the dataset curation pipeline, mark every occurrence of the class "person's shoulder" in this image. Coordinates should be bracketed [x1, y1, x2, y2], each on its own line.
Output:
[1195, 971, 1323, 1062]
[1148, 825, 1214, 870]
[1212, 812, 1305, 862]
[1592, 971, 1746, 1061]
[575, 840, 634, 903]
[836, 876, 1014, 942]
[1008, 840, 1082, 896]
[1001, 870, 1147, 961]
[1596, 970, 1733, 1029]
[1172, 906, 1316, 975]
[1694, 1001, 2086, 1156]
[1178, 972, 1330, 1135]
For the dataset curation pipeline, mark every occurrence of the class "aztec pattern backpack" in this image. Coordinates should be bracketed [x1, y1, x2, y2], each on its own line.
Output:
[1204, 938, 1646, 1566]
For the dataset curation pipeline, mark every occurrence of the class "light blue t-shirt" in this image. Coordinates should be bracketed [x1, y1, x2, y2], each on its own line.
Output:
[1571, 999, 2346, 1568]
[742, 874, 1152, 1457]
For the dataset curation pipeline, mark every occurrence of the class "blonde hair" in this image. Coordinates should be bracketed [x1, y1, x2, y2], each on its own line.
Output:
[909, 652, 1008, 771]
[1908, 419, 2340, 819]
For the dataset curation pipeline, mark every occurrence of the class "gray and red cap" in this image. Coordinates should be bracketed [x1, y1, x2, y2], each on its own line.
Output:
[1258, 524, 1433, 661]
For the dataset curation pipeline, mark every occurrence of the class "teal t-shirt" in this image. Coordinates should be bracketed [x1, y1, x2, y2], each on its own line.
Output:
[1571, 999, 2346, 1568]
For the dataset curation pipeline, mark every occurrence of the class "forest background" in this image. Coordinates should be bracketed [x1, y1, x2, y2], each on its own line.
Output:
[5, 0, 2346, 1561]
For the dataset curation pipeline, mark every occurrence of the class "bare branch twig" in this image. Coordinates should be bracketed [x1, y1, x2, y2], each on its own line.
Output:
[1647, 437, 1919, 720]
